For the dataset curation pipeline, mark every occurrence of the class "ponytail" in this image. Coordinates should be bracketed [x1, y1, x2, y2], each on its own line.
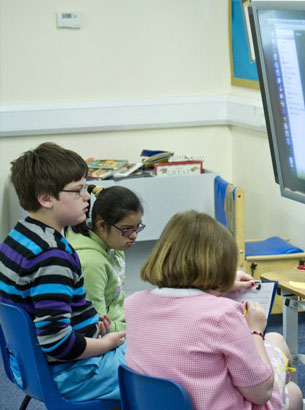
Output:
[69, 184, 105, 236]
[69, 184, 143, 237]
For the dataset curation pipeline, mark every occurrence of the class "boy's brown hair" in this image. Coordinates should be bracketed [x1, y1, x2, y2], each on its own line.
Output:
[141, 210, 238, 293]
[10, 142, 88, 212]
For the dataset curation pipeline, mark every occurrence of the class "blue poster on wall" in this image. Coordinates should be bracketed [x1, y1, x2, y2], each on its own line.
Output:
[231, 0, 258, 87]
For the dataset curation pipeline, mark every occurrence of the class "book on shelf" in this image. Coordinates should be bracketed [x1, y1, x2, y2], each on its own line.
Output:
[168, 154, 204, 163]
[140, 150, 174, 169]
[113, 163, 144, 180]
[86, 159, 145, 180]
[154, 160, 203, 177]
[87, 168, 113, 180]
[85, 158, 128, 170]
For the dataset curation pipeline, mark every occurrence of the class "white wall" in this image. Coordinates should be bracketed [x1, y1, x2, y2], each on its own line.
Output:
[1, 0, 230, 104]
[1, 0, 305, 254]
[231, 126, 305, 249]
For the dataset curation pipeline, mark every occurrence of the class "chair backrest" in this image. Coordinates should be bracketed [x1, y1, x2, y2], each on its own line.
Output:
[118, 364, 193, 410]
[214, 176, 305, 261]
[214, 176, 245, 268]
[0, 302, 120, 410]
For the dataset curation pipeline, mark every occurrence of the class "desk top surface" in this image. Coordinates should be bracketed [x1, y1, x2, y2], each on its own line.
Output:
[261, 269, 305, 298]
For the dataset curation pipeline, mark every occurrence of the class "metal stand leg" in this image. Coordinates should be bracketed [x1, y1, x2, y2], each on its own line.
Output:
[19, 395, 31, 410]
[283, 293, 299, 383]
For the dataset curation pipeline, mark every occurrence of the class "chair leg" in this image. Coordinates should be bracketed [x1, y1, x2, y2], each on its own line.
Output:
[250, 263, 257, 276]
[19, 395, 32, 410]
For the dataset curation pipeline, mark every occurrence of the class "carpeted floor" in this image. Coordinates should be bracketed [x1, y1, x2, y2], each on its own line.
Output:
[0, 313, 304, 410]
[0, 359, 46, 410]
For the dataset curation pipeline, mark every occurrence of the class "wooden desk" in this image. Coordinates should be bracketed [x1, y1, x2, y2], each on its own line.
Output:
[261, 269, 305, 383]
[261, 269, 305, 298]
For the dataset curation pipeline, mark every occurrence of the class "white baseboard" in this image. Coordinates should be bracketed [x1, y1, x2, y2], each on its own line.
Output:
[0, 95, 266, 137]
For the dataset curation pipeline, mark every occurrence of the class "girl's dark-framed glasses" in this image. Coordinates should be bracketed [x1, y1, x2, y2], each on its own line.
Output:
[112, 223, 146, 237]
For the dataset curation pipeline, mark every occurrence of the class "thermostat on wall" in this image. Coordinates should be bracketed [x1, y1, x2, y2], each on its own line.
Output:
[57, 12, 81, 28]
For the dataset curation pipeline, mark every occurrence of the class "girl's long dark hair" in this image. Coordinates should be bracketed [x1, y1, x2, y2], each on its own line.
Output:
[71, 184, 143, 237]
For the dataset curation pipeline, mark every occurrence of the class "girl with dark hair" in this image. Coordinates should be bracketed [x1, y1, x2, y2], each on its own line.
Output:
[66, 184, 144, 332]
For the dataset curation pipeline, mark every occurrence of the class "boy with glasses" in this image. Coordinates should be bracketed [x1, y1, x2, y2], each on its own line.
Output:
[0, 142, 126, 402]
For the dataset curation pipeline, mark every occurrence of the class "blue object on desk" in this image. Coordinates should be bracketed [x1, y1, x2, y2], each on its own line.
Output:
[245, 236, 304, 257]
[214, 175, 304, 257]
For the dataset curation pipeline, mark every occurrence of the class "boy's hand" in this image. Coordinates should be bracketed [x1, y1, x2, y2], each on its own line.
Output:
[100, 331, 126, 350]
[98, 314, 111, 336]
[82, 330, 126, 358]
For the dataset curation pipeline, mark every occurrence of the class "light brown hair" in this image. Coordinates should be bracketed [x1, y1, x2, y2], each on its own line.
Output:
[141, 211, 238, 293]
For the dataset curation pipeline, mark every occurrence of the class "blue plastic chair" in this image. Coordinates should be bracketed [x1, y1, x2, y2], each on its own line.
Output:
[214, 176, 305, 313]
[0, 302, 121, 410]
[118, 364, 193, 410]
[214, 175, 305, 261]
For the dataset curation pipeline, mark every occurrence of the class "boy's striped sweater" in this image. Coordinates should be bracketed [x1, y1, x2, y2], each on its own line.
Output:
[0, 216, 99, 363]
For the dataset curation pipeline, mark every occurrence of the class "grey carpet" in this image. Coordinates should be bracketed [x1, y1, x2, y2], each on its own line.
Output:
[0, 359, 46, 410]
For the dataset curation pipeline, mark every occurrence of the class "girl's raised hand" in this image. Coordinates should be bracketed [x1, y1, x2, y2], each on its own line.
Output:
[208, 271, 257, 296]
[244, 301, 267, 334]
[230, 270, 256, 292]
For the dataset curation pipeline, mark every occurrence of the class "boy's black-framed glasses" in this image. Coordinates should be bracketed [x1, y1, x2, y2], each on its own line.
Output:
[61, 185, 88, 197]
[111, 223, 146, 237]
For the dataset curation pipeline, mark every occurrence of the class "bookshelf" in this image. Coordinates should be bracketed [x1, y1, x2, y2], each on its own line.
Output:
[90, 171, 217, 241]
